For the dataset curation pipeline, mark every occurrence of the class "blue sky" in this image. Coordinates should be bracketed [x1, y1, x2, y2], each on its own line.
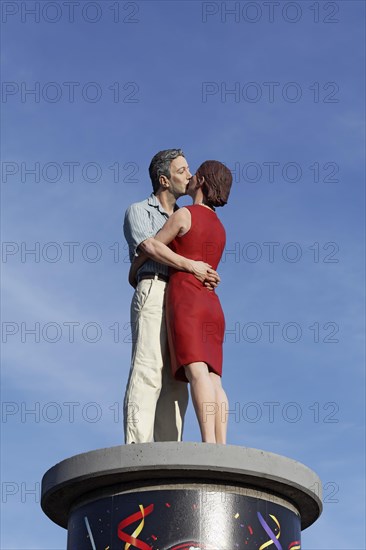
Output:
[1, 0, 365, 548]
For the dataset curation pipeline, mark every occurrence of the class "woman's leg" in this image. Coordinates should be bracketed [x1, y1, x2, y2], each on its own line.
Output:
[209, 372, 228, 444]
[184, 362, 217, 443]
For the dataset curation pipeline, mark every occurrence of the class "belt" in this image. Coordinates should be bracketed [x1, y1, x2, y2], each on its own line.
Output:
[138, 272, 169, 283]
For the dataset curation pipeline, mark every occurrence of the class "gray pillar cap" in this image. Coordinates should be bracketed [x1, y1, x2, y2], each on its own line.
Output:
[41, 443, 322, 530]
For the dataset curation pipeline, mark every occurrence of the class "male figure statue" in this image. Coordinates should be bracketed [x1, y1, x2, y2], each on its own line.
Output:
[123, 149, 204, 443]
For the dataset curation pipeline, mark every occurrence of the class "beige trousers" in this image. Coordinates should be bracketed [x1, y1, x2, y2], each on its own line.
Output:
[123, 277, 189, 443]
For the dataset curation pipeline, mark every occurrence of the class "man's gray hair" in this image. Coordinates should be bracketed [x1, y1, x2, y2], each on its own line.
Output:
[149, 149, 185, 193]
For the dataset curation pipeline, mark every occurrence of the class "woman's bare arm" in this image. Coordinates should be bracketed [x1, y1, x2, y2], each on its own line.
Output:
[129, 208, 220, 287]
[128, 209, 188, 288]
[128, 251, 149, 288]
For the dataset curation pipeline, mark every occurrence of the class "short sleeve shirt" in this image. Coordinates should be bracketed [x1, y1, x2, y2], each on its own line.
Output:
[123, 193, 174, 277]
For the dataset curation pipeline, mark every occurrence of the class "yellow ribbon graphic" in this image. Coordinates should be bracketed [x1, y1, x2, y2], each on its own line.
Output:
[258, 514, 281, 550]
[124, 505, 146, 550]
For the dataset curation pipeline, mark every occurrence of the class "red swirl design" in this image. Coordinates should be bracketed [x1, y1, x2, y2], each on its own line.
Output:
[117, 504, 154, 550]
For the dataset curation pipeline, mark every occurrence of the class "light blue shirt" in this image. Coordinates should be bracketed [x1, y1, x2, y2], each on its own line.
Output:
[123, 193, 177, 277]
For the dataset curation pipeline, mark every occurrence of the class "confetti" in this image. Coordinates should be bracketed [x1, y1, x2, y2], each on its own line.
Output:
[234, 513, 240, 519]
[288, 542, 301, 550]
[248, 525, 253, 535]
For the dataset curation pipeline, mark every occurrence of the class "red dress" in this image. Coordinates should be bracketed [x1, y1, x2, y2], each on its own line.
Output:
[166, 205, 226, 382]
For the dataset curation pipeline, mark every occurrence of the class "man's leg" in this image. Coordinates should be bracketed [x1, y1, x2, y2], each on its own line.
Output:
[154, 291, 189, 441]
[123, 279, 166, 444]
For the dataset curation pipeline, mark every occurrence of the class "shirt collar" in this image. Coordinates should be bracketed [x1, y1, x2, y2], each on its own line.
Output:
[148, 192, 179, 215]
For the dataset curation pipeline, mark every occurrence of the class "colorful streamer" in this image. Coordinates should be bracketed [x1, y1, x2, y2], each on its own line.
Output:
[257, 512, 283, 550]
[288, 542, 301, 550]
[117, 503, 154, 550]
[84, 516, 97, 550]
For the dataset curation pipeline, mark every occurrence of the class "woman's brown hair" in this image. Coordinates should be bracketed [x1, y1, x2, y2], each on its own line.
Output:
[197, 160, 233, 207]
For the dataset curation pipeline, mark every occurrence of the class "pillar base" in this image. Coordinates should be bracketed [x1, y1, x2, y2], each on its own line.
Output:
[41, 443, 322, 549]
